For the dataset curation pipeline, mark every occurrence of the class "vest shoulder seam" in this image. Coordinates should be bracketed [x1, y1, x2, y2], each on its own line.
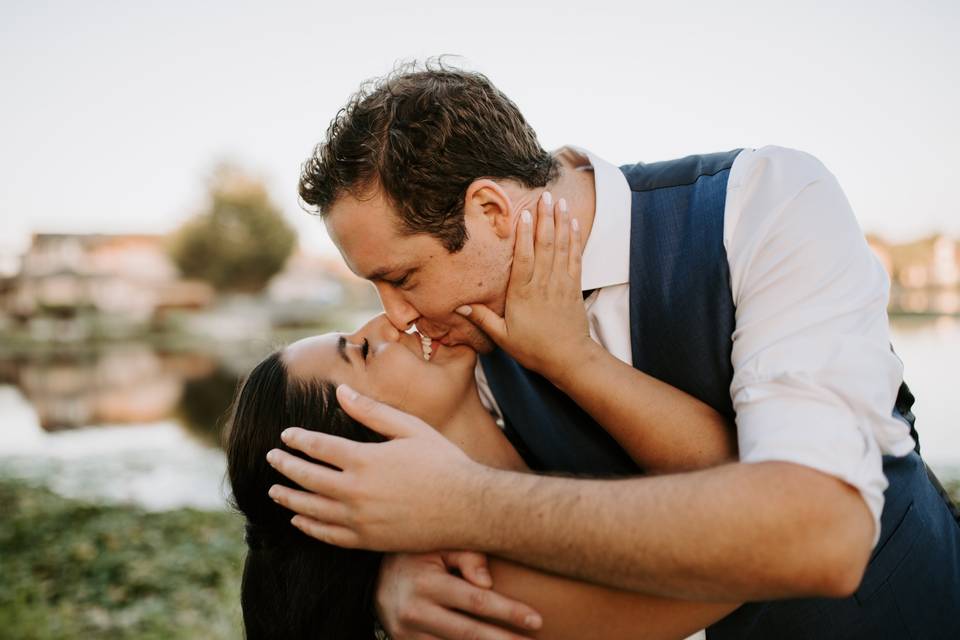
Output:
[626, 165, 734, 194]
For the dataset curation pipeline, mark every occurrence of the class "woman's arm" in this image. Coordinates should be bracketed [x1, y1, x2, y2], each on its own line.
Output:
[554, 342, 736, 471]
[487, 558, 736, 640]
[450, 400, 737, 639]
[462, 192, 736, 472]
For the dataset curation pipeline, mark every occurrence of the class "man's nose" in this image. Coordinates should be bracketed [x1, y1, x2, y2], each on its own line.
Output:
[374, 283, 419, 332]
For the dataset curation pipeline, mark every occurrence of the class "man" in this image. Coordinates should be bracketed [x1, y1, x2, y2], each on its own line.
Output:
[272, 62, 960, 638]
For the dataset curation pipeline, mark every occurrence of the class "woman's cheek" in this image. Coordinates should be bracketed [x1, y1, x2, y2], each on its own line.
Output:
[368, 354, 415, 407]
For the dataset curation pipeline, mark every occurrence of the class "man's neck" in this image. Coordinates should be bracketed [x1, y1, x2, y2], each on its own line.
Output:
[548, 147, 597, 252]
[506, 148, 597, 249]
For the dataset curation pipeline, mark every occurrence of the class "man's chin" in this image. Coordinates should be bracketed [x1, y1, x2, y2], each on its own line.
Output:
[446, 328, 496, 355]
[469, 337, 496, 355]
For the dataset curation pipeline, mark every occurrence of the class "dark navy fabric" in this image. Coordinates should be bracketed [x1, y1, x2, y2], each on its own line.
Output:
[623, 152, 738, 421]
[479, 352, 638, 475]
[478, 150, 960, 638]
[709, 451, 960, 639]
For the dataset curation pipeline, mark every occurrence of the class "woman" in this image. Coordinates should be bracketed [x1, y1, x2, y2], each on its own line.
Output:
[226, 311, 740, 639]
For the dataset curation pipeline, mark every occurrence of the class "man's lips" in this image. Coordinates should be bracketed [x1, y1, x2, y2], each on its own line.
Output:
[415, 323, 481, 349]
[417, 328, 455, 347]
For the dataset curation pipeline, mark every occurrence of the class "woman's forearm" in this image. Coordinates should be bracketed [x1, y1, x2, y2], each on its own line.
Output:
[487, 556, 737, 639]
[554, 341, 736, 472]
[445, 402, 738, 638]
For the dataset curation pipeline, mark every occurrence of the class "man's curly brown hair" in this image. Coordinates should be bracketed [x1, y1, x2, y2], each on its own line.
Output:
[298, 58, 559, 252]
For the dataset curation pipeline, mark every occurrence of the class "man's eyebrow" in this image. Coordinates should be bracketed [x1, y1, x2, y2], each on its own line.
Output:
[336, 336, 351, 364]
[365, 265, 414, 282]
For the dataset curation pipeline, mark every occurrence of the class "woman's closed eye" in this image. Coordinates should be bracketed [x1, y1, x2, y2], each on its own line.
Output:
[361, 338, 370, 360]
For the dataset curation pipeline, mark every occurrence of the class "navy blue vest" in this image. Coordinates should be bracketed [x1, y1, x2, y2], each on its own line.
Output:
[479, 150, 960, 638]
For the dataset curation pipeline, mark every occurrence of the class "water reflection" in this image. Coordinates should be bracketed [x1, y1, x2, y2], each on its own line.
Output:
[176, 366, 242, 447]
[4, 346, 242, 440]
[0, 314, 957, 512]
[0, 344, 256, 511]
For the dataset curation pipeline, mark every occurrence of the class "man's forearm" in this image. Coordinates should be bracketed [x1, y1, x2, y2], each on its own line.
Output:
[272, 390, 875, 602]
[459, 460, 875, 601]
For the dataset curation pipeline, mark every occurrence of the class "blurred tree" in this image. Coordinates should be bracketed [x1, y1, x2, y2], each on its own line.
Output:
[169, 164, 296, 293]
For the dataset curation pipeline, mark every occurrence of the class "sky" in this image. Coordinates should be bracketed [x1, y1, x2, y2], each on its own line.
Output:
[1, 0, 958, 258]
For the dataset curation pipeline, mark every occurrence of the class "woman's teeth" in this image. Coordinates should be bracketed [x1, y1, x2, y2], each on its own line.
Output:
[420, 334, 433, 361]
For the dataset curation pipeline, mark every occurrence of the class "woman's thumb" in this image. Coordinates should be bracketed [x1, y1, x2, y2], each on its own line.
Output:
[456, 304, 507, 344]
[441, 550, 493, 588]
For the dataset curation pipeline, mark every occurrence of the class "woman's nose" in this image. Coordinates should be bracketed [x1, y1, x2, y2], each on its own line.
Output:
[378, 317, 402, 342]
[354, 313, 402, 344]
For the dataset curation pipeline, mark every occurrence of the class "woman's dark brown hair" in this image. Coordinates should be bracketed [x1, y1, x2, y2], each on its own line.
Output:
[226, 351, 386, 638]
[298, 57, 559, 252]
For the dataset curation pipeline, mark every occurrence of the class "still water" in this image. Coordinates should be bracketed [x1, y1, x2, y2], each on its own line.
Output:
[889, 316, 960, 473]
[1, 317, 958, 511]
[0, 344, 250, 510]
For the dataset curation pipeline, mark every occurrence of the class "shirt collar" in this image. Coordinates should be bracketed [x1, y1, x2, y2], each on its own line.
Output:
[560, 145, 632, 291]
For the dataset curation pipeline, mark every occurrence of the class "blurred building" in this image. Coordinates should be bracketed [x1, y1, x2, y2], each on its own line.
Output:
[868, 233, 960, 315]
[7, 234, 214, 331]
[267, 250, 345, 306]
[266, 250, 379, 326]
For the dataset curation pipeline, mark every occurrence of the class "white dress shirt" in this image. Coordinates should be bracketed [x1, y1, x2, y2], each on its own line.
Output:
[476, 145, 915, 549]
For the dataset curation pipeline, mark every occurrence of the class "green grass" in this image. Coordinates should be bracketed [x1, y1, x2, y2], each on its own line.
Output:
[0, 479, 245, 639]
[2, 477, 958, 640]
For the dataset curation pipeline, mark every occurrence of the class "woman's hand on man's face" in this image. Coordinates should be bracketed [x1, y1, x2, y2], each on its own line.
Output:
[455, 190, 600, 384]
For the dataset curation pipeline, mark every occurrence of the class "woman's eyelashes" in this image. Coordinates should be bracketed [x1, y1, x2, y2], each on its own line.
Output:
[361, 338, 370, 360]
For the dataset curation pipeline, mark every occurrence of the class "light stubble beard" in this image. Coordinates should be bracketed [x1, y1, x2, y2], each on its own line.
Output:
[443, 318, 497, 355]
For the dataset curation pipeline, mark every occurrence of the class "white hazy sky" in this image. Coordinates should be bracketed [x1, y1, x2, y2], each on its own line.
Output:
[2, 0, 958, 256]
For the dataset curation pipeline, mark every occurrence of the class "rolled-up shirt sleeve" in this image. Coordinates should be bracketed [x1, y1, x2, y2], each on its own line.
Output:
[725, 147, 915, 545]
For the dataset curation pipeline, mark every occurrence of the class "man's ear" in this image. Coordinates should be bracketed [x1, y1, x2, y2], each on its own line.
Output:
[464, 179, 514, 239]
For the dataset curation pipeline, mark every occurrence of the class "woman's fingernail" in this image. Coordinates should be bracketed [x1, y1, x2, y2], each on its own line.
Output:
[525, 613, 543, 629]
[521, 209, 532, 224]
[559, 197, 568, 213]
[266, 449, 279, 465]
[338, 384, 358, 401]
[477, 568, 492, 586]
[268, 485, 280, 500]
[456, 305, 472, 316]
[280, 428, 292, 442]
[542, 190, 552, 207]
[571, 218, 579, 231]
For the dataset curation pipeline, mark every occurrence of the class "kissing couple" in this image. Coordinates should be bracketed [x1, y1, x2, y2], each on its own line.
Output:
[225, 61, 960, 639]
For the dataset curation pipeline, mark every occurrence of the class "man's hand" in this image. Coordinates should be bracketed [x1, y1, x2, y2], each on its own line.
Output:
[266, 384, 489, 551]
[456, 190, 596, 383]
[376, 552, 543, 640]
